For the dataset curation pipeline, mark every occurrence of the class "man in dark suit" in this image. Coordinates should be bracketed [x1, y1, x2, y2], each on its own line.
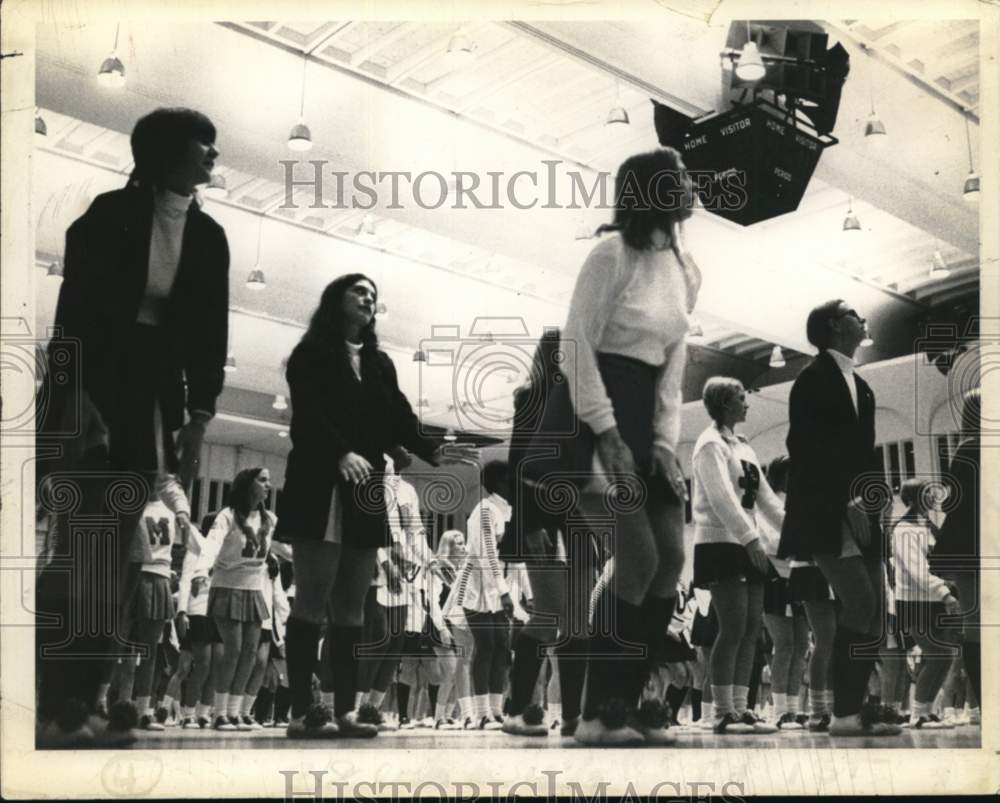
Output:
[36, 108, 229, 744]
[778, 299, 899, 737]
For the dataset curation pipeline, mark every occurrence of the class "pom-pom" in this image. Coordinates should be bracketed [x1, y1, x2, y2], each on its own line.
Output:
[55, 698, 90, 733]
[155, 706, 169, 724]
[356, 703, 382, 725]
[597, 697, 628, 730]
[637, 699, 669, 730]
[522, 704, 545, 726]
[108, 700, 139, 732]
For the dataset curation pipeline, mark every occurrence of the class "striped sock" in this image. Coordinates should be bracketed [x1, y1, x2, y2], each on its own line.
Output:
[733, 685, 749, 715]
[213, 693, 229, 719]
[810, 689, 826, 719]
[549, 703, 562, 723]
[474, 694, 490, 721]
[182, 706, 196, 720]
[702, 701, 715, 722]
[489, 693, 503, 718]
[458, 697, 472, 722]
[712, 685, 734, 717]
[196, 702, 211, 720]
[773, 693, 788, 716]
[227, 694, 243, 719]
[821, 689, 834, 714]
[242, 695, 255, 717]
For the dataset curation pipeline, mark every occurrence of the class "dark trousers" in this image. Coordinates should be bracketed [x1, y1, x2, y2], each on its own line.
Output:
[465, 610, 510, 696]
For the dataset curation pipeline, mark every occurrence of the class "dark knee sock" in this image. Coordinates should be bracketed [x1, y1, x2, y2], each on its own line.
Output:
[509, 633, 546, 716]
[665, 684, 686, 721]
[285, 617, 322, 718]
[582, 590, 644, 720]
[635, 595, 675, 705]
[832, 625, 872, 718]
[254, 688, 274, 723]
[397, 682, 411, 720]
[428, 684, 439, 712]
[690, 688, 703, 721]
[963, 641, 981, 704]
[556, 637, 587, 721]
[274, 686, 292, 720]
[328, 624, 362, 718]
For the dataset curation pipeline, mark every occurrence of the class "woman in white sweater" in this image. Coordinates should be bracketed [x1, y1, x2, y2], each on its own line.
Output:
[193, 467, 291, 730]
[691, 377, 784, 734]
[892, 478, 961, 729]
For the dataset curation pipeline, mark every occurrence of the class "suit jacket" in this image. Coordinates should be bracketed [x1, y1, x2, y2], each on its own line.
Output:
[273, 337, 439, 544]
[778, 350, 883, 559]
[43, 183, 229, 437]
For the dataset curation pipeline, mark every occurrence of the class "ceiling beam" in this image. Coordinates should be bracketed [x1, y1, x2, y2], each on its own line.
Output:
[386, 26, 465, 86]
[349, 22, 416, 67]
[455, 51, 563, 113]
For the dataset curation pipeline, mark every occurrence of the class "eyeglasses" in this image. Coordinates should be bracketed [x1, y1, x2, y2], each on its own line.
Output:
[835, 309, 866, 324]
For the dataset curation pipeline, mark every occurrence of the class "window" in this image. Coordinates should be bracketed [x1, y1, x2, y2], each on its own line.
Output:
[190, 479, 202, 522]
[221, 482, 232, 509]
[207, 481, 220, 514]
[903, 441, 915, 478]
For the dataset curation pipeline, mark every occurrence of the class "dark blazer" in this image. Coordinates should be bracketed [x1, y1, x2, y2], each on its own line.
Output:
[273, 337, 439, 545]
[778, 350, 883, 559]
[931, 439, 979, 570]
[44, 182, 229, 436]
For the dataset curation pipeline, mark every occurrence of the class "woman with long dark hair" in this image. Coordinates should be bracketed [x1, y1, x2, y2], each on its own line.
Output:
[273, 273, 472, 739]
[193, 467, 288, 730]
[515, 148, 701, 745]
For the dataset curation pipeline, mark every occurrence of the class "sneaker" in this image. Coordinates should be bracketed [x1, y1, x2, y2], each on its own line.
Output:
[807, 714, 831, 733]
[462, 717, 476, 730]
[969, 708, 981, 726]
[435, 717, 459, 730]
[180, 717, 199, 730]
[573, 716, 644, 746]
[241, 715, 263, 731]
[273, 716, 290, 728]
[417, 716, 435, 728]
[138, 715, 165, 732]
[478, 715, 502, 731]
[286, 706, 340, 739]
[698, 716, 716, 731]
[213, 715, 237, 731]
[741, 711, 778, 734]
[913, 714, 954, 730]
[950, 710, 971, 726]
[713, 713, 754, 734]
[794, 713, 810, 727]
[560, 717, 580, 737]
[197, 716, 211, 729]
[356, 703, 384, 727]
[154, 706, 169, 725]
[335, 711, 379, 738]
[776, 712, 804, 730]
[502, 714, 548, 737]
[399, 716, 414, 730]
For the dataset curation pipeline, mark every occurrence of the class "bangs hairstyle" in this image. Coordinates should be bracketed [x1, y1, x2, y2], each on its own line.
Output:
[130, 107, 216, 187]
[702, 376, 744, 425]
[229, 467, 272, 548]
[596, 147, 694, 251]
[805, 299, 846, 351]
[303, 273, 379, 353]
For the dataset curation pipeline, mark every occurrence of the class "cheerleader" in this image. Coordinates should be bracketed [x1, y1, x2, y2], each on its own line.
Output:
[193, 467, 291, 730]
[892, 478, 961, 729]
[760, 457, 810, 729]
[123, 486, 193, 731]
[691, 378, 783, 734]
[241, 553, 288, 728]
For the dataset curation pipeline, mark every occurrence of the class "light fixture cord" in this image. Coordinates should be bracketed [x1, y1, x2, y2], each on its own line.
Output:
[299, 56, 307, 118]
[113, 23, 120, 52]
[964, 114, 974, 172]
[255, 215, 263, 264]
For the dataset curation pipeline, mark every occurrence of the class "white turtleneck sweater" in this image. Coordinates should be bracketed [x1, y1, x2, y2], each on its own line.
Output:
[137, 188, 193, 326]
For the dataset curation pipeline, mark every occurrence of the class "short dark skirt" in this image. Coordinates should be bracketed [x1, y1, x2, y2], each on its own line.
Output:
[208, 586, 269, 623]
[786, 565, 836, 603]
[763, 573, 808, 617]
[508, 351, 680, 563]
[127, 572, 175, 623]
[660, 634, 697, 664]
[690, 606, 718, 648]
[692, 542, 768, 589]
[179, 614, 222, 650]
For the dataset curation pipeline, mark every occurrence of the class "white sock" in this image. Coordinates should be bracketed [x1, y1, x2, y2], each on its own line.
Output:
[435, 703, 449, 722]
[96, 684, 111, 710]
[549, 703, 562, 723]
[162, 694, 176, 712]
[355, 690, 366, 709]
[913, 700, 931, 719]
[474, 694, 490, 720]
[321, 691, 334, 709]
[136, 696, 151, 718]
[733, 685, 749, 715]
[227, 694, 243, 719]
[773, 693, 787, 716]
[711, 685, 734, 717]
[213, 693, 229, 719]
[489, 693, 503, 718]
[944, 706, 956, 720]
[458, 697, 473, 721]
[369, 690, 386, 709]
[182, 706, 195, 719]
[242, 695, 255, 717]
[702, 701, 715, 722]
[196, 703, 211, 720]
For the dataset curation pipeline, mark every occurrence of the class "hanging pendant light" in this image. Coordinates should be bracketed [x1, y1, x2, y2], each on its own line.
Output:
[446, 29, 477, 67]
[35, 109, 47, 137]
[272, 394, 288, 411]
[864, 96, 887, 140]
[46, 261, 63, 280]
[288, 56, 313, 152]
[246, 216, 266, 289]
[97, 24, 126, 88]
[358, 213, 377, 241]
[224, 354, 237, 373]
[929, 246, 950, 279]
[962, 113, 979, 202]
[687, 318, 705, 339]
[413, 349, 427, 362]
[735, 22, 766, 82]
[278, 429, 289, 438]
[768, 345, 786, 368]
[843, 197, 861, 232]
[574, 218, 594, 240]
[606, 78, 630, 125]
[204, 172, 228, 199]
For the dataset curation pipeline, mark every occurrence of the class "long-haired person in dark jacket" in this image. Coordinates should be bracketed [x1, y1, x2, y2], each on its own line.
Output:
[777, 300, 900, 738]
[36, 108, 228, 745]
[273, 274, 473, 739]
